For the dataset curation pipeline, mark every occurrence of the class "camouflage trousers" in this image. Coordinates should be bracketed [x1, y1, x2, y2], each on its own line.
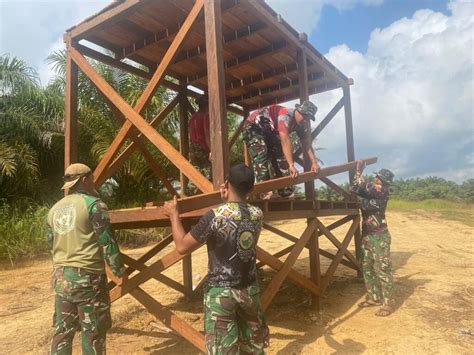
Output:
[243, 124, 298, 197]
[204, 284, 269, 354]
[361, 231, 394, 305]
[50, 267, 111, 355]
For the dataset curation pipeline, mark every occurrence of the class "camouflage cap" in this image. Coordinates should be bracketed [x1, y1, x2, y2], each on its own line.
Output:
[374, 168, 394, 185]
[295, 100, 318, 121]
[62, 163, 92, 190]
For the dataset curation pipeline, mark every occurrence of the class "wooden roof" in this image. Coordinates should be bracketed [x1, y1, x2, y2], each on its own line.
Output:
[66, 0, 352, 111]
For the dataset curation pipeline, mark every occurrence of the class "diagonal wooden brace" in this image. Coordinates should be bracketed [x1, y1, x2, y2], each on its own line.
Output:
[70, 47, 213, 193]
[260, 219, 317, 310]
[104, 96, 180, 186]
[315, 218, 359, 269]
[71, 0, 208, 190]
[321, 215, 360, 291]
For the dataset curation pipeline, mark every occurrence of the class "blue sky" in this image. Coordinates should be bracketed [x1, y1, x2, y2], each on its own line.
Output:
[0, 0, 473, 183]
[313, 0, 450, 53]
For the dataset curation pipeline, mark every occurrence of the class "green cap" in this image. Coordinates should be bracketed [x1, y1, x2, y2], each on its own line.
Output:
[295, 100, 318, 121]
[374, 169, 394, 185]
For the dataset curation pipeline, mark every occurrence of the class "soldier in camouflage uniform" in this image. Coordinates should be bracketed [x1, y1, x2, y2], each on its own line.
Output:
[350, 160, 395, 317]
[243, 101, 320, 199]
[163, 164, 269, 354]
[47, 163, 126, 354]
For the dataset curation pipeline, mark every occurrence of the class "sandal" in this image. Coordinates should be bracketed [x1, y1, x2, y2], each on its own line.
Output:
[358, 300, 381, 308]
[375, 305, 393, 317]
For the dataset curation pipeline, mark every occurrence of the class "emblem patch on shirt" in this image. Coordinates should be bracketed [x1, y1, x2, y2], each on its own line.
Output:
[53, 204, 76, 235]
[239, 230, 254, 250]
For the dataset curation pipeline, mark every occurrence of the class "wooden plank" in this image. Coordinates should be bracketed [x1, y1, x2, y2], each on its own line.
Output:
[205, 0, 229, 188]
[319, 249, 358, 271]
[321, 216, 360, 291]
[137, 157, 377, 213]
[70, 47, 213, 193]
[87, 0, 205, 188]
[308, 223, 321, 310]
[256, 246, 320, 296]
[122, 254, 187, 294]
[64, 41, 78, 170]
[130, 287, 206, 353]
[343, 85, 355, 183]
[260, 219, 317, 310]
[228, 117, 245, 149]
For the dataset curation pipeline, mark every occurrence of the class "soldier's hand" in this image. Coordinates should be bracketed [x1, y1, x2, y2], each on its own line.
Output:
[356, 159, 365, 172]
[311, 161, 320, 174]
[115, 273, 128, 286]
[163, 196, 179, 217]
[289, 165, 298, 178]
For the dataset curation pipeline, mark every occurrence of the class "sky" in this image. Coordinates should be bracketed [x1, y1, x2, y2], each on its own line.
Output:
[0, 0, 473, 183]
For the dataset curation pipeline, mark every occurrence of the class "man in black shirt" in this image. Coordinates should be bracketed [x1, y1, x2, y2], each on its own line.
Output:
[163, 164, 269, 354]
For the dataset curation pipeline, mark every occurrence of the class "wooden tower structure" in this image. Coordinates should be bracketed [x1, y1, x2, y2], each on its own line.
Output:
[64, 0, 377, 351]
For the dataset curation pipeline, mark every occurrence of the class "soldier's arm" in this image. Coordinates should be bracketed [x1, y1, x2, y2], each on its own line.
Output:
[350, 170, 371, 198]
[90, 201, 125, 277]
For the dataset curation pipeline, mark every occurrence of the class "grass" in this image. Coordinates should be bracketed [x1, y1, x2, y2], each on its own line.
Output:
[389, 199, 474, 227]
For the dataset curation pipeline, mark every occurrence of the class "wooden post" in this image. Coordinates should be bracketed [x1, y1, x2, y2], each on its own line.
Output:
[343, 85, 355, 183]
[64, 38, 78, 170]
[179, 81, 190, 196]
[204, 0, 229, 189]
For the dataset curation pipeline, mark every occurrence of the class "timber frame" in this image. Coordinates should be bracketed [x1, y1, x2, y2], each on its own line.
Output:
[64, 0, 371, 351]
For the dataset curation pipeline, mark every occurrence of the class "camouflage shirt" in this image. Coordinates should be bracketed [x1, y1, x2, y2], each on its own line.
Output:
[350, 172, 390, 235]
[190, 202, 263, 290]
[47, 192, 124, 276]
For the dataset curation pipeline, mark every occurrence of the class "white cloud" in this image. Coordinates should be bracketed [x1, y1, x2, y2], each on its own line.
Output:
[0, 0, 109, 85]
[266, 0, 384, 35]
[311, 0, 473, 182]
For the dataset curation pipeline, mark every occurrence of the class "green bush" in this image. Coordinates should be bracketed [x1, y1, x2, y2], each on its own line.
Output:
[0, 200, 50, 264]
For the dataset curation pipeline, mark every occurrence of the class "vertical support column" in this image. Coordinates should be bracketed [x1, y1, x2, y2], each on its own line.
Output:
[354, 225, 363, 278]
[204, 0, 229, 189]
[243, 110, 251, 167]
[299, 36, 321, 310]
[179, 81, 190, 196]
[64, 39, 78, 170]
[343, 85, 355, 183]
[297, 41, 314, 200]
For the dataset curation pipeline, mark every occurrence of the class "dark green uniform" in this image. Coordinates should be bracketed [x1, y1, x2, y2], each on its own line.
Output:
[350, 172, 394, 305]
[47, 192, 124, 354]
[190, 202, 269, 354]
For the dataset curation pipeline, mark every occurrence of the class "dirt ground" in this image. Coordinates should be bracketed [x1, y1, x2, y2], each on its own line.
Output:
[1, 210, 473, 354]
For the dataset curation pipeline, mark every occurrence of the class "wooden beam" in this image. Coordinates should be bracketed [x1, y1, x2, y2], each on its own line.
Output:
[205, 0, 229, 188]
[321, 216, 360, 291]
[64, 40, 78, 169]
[130, 287, 206, 353]
[67, 0, 149, 40]
[172, 21, 267, 66]
[256, 246, 320, 296]
[104, 96, 179, 185]
[320, 177, 352, 201]
[70, 47, 213, 193]
[228, 117, 246, 149]
[319, 249, 358, 271]
[122, 254, 187, 294]
[179, 82, 190, 196]
[293, 96, 344, 159]
[227, 72, 324, 104]
[315, 218, 359, 270]
[84, 0, 205, 187]
[246, 80, 339, 111]
[117, 0, 241, 60]
[260, 219, 317, 310]
[243, 0, 349, 87]
[226, 62, 299, 90]
[343, 85, 355, 182]
[186, 40, 288, 84]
